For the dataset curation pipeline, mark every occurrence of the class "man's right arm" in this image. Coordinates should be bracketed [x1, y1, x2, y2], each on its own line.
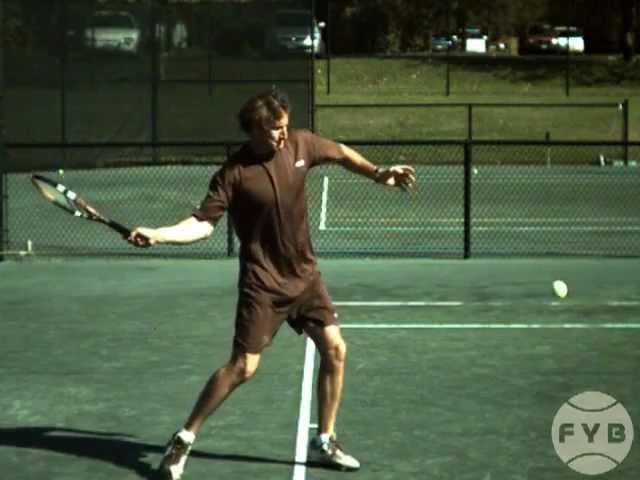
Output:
[128, 216, 214, 247]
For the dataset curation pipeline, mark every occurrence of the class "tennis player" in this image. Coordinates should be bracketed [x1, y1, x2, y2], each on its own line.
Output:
[128, 90, 416, 480]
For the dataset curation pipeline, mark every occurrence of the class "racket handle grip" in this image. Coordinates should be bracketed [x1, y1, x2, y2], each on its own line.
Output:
[110, 221, 133, 238]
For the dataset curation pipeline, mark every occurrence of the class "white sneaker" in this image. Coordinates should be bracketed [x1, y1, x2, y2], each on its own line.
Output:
[308, 434, 361, 471]
[157, 430, 194, 480]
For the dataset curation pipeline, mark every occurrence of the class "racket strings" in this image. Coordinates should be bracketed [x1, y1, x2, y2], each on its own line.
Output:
[33, 178, 87, 218]
[31, 174, 132, 237]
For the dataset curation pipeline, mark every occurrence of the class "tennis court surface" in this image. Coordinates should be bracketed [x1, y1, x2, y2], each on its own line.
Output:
[1, 257, 638, 479]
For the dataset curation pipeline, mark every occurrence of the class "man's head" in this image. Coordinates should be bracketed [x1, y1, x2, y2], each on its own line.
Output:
[238, 90, 290, 154]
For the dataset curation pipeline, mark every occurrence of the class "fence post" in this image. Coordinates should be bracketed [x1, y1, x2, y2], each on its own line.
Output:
[225, 144, 235, 257]
[467, 104, 473, 141]
[0, 168, 4, 262]
[445, 54, 451, 96]
[565, 43, 571, 97]
[326, 0, 331, 95]
[208, 6, 214, 97]
[622, 99, 629, 165]
[0, 172, 5, 262]
[150, 0, 159, 152]
[326, 53, 332, 95]
[564, 0, 574, 97]
[60, 0, 68, 145]
[463, 140, 472, 259]
[0, 0, 5, 261]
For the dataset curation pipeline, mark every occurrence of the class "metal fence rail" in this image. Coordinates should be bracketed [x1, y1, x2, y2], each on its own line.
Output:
[2, 140, 639, 260]
[314, 100, 630, 143]
[317, 54, 638, 98]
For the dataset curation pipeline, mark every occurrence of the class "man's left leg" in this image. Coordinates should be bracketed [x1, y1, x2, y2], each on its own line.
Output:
[304, 323, 360, 471]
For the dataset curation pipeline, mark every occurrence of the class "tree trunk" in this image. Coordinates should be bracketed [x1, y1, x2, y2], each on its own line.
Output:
[621, 0, 635, 62]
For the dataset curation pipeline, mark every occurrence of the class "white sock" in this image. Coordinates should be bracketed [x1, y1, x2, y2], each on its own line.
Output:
[177, 429, 196, 445]
[318, 432, 332, 444]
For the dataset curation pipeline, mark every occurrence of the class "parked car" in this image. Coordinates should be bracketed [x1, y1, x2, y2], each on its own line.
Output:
[431, 34, 459, 52]
[523, 24, 556, 54]
[84, 10, 141, 54]
[266, 9, 325, 55]
[553, 26, 585, 53]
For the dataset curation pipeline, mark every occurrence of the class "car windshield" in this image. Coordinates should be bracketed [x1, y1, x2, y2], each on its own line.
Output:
[555, 29, 582, 37]
[276, 12, 312, 28]
[529, 26, 553, 35]
[91, 14, 134, 29]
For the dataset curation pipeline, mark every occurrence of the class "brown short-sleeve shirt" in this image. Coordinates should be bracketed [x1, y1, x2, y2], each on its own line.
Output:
[193, 129, 343, 297]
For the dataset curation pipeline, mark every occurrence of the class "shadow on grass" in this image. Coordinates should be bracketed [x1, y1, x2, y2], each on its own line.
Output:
[0, 426, 301, 479]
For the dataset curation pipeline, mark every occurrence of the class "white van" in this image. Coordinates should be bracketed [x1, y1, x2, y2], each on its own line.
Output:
[464, 27, 487, 53]
[553, 26, 585, 53]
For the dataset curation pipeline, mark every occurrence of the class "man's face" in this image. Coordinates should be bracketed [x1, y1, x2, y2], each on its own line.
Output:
[250, 113, 289, 154]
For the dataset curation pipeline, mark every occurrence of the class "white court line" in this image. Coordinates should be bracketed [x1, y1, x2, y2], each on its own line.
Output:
[608, 301, 640, 307]
[321, 226, 640, 233]
[337, 301, 465, 307]
[319, 176, 329, 231]
[337, 301, 640, 329]
[322, 225, 640, 233]
[334, 300, 640, 308]
[338, 217, 640, 224]
[341, 323, 640, 329]
[327, 177, 640, 185]
[292, 337, 316, 480]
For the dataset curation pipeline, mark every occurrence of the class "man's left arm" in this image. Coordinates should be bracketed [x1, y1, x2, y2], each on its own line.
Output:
[337, 143, 417, 191]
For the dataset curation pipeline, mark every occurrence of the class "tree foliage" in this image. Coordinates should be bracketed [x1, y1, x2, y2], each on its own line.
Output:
[325, 0, 635, 55]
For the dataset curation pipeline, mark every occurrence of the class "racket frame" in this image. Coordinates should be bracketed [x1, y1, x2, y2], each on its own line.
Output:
[31, 174, 132, 237]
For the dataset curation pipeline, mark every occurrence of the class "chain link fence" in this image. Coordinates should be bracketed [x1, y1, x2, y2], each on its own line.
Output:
[314, 101, 630, 142]
[3, 141, 639, 259]
[471, 142, 640, 256]
[2, 0, 315, 145]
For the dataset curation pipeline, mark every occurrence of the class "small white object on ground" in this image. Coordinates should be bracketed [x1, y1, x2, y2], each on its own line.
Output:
[553, 280, 568, 298]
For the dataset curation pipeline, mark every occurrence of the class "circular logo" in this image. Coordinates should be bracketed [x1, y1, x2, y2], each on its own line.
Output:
[551, 391, 634, 475]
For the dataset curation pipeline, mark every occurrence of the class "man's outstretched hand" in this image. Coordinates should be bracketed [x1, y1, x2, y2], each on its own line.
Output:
[376, 165, 417, 191]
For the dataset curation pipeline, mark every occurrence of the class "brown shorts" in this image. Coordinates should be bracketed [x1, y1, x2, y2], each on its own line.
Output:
[233, 275, 338, 354]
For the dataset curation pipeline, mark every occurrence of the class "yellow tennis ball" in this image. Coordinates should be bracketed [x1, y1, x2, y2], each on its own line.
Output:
[553, 280, 568, 298]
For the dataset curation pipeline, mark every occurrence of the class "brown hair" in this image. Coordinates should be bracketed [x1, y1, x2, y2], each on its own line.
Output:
[237, 89, 290, 134]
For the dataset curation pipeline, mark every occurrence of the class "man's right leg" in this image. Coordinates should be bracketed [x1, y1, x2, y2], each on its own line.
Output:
[158, 350, 260, 480]
[185, 351, 261, 434]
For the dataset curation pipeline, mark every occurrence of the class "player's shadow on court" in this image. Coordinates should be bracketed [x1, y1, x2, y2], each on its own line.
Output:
[0, 426, 300, 479]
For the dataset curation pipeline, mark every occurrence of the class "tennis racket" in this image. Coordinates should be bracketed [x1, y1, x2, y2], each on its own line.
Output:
[31, 174, 135, 239]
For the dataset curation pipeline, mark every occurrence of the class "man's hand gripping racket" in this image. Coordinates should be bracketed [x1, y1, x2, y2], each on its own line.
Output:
[128, 227, 158, 247]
